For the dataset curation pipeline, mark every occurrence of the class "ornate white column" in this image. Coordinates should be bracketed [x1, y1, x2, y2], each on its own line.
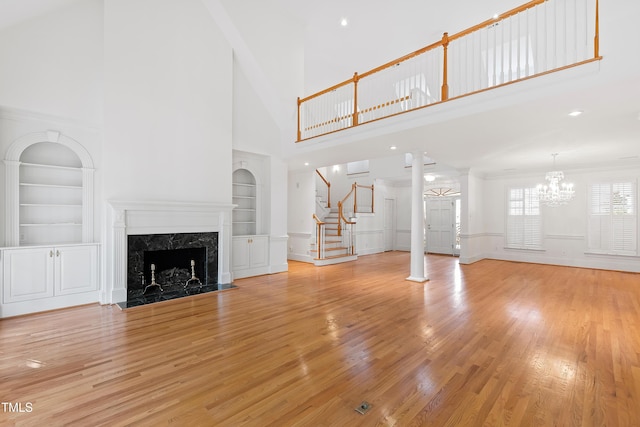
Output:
[111, 207, 128, 304]
[4, 160, 21, 246]
[407, 151, 428, 282]
[82, 167, 95, 243]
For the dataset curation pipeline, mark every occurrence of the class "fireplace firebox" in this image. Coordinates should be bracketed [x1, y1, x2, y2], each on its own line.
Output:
[118, 231, 233, 308]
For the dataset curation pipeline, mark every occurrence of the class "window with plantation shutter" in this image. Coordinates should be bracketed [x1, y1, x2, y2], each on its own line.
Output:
[506, 187, 542, 249]
[588, 181, 637, 255]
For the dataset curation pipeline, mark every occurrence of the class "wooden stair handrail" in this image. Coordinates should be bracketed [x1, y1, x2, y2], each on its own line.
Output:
[315, 170, 331, 208]
[339, 205, 356, 225]
[312, 213, 325, 225]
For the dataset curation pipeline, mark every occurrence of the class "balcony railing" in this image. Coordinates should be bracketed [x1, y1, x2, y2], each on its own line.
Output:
[297, 0, 601, 142]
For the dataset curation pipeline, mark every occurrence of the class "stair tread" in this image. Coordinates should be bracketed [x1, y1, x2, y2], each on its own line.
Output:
[311, 246, 348, 253]
[322, 253, 357, 259]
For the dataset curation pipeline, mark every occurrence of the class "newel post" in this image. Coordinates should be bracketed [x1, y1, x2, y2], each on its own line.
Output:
[352, 72, 359, 127]
[594, 0, 600, 58]
[441, 32, 450, 101]
[353, 182, 358, 213]
[297, 97, 302, 141]
[338, 201, 343, 236]
[371, 183, 375, 213]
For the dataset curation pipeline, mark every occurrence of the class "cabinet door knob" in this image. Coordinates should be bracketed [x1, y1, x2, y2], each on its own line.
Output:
[49, 250, 54, 257]
[56, 250, 60, 257]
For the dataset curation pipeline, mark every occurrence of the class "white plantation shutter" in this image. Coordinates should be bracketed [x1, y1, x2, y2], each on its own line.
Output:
[506, 187, 542, 249]
[588, 181, 637, 255]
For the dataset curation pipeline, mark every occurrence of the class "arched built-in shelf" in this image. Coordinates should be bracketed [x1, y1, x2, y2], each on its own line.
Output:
[232, 168, 257, 236]
[4, 130, 95, 246]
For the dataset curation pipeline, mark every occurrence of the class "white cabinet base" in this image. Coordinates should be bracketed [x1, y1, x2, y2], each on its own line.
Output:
[1, 244, 99, 318]
[232, 235, 269, 279]
[0, 294, 101, 318]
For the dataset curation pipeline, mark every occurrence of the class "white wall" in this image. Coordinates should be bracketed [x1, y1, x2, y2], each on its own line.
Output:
[287, 170, 315, 261]
[102, 0, 233, 204]
[459, 170, 485, 264]
[232, 62, 282, 156]
[0, 0, 104, 125]
[268, 156, 288, 272]
[394, 183, 413, 251]
[220, 0, 303, 123]
[479, 165, 640, 272]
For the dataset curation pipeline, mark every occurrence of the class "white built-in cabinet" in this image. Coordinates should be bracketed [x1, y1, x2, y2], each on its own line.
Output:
[2, 244, 98, 302]
[1, 131, 99, 318]
[232, 151, 271, 279]
[232, 235, 269, 278]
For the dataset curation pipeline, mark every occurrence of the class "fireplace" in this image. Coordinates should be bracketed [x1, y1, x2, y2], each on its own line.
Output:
[116, 231, 233, 308]
[107, 200, 235, 307]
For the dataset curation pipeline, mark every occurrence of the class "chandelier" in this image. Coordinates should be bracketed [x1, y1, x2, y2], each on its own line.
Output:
[536, 154, 574, 207]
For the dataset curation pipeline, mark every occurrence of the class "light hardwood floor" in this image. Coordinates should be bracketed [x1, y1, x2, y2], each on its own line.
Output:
[1, 252, 640, 426]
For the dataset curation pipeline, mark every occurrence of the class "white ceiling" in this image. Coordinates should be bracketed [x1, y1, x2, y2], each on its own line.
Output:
[2, 0, 639, 178]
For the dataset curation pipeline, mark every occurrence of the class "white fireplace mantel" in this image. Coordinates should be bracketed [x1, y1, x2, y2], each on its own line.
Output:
[106, 200, 235, 304]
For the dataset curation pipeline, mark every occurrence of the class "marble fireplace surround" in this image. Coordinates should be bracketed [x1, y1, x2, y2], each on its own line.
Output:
[107, 201, 234, 305]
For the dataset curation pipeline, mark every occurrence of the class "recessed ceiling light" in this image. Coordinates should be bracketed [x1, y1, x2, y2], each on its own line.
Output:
[304, 162, 309, 166]
[568, 110, 583, 117]
[424, 175, 436, 182]
[389, 145, 397, 150]
[340, 18, 348, 27]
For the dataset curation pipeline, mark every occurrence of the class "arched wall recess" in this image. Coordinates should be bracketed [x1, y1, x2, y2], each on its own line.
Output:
[4, 130, 95, 246]
[232, 167, 259, 236]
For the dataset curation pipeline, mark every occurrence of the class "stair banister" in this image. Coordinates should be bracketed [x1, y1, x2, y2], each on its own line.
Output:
[315, 169, 331, 208]
[312, 214, 326, 259]
[338, 183, 357, 236]
[338, 203, 356, 255]
[353, 183, 375, 213]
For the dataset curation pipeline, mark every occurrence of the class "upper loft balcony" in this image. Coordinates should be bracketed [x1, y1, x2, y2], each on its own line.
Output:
[296, 0, 602, 143]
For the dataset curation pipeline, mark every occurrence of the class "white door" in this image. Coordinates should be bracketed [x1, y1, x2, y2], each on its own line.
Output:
[426, 198, 454, 255]
[232, 237, 251, 270]
[55, 245, 98, 296]
[249, 236, 269, 268]
[383, 198, 395, 251]
[2, 247, 54, 303]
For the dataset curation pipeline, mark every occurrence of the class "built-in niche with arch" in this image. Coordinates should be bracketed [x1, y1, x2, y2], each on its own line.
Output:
[232, 168, 257, 236]
[231, 151, 271, 279]
[4, 131, 95, 246]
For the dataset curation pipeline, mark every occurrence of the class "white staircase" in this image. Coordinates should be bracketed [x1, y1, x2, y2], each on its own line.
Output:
[311, 207, 357, 266]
